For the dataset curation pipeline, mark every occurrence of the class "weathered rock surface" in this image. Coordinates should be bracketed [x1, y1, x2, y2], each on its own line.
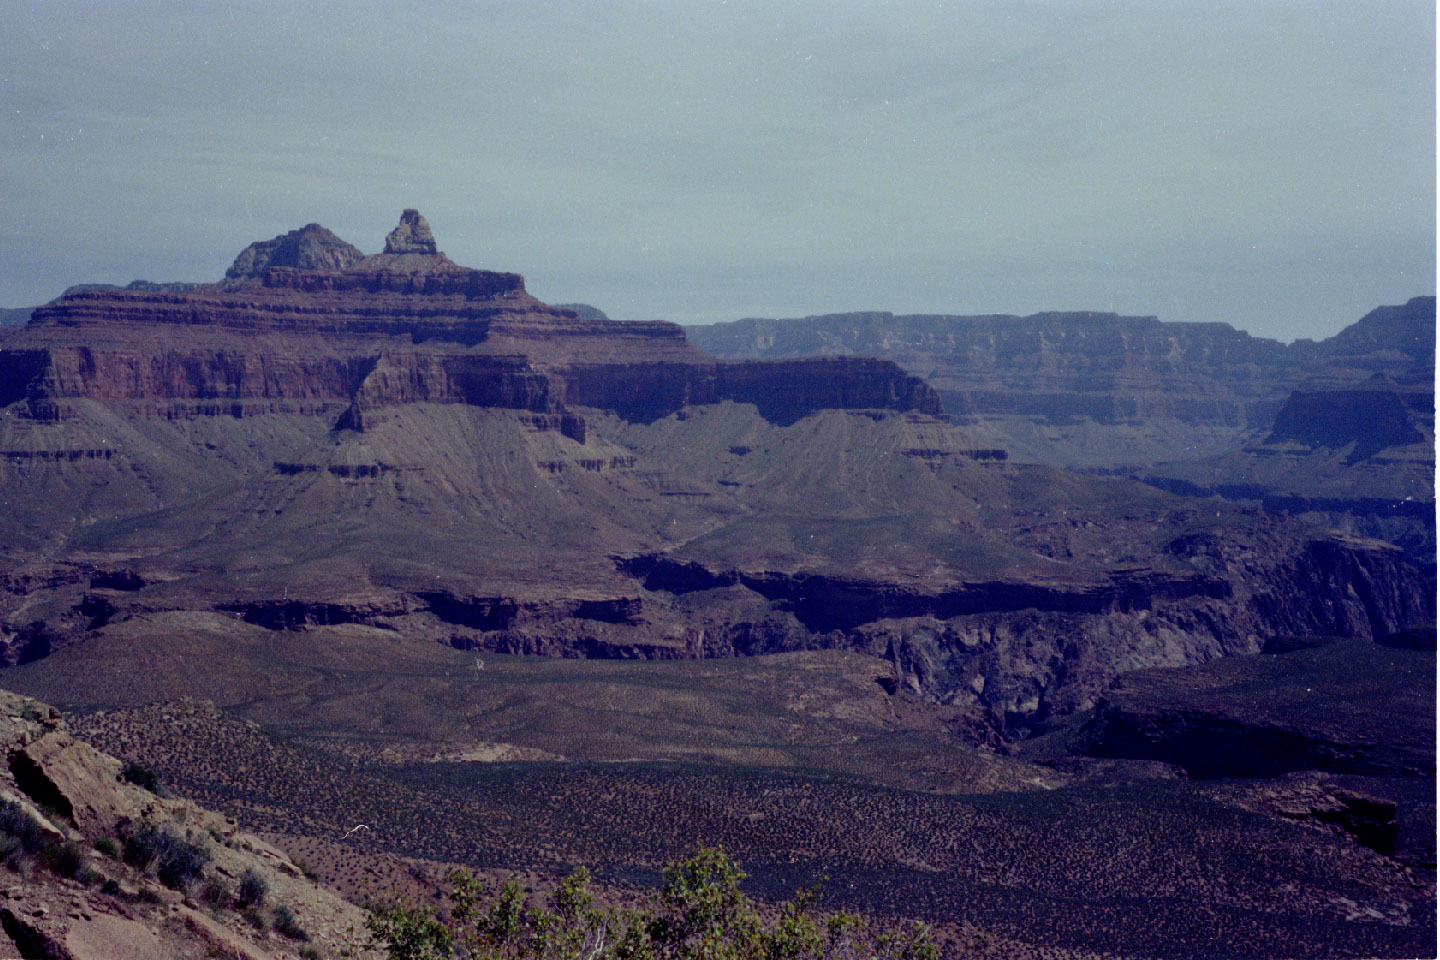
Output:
[225, 222, 365, 279]
[1266, 378, 1426, 459]
[383, 207, 438, 254]
[0, 687, 378, 958]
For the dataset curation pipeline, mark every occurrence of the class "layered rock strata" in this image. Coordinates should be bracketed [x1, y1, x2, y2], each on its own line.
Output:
[0, 213, 1430, 736]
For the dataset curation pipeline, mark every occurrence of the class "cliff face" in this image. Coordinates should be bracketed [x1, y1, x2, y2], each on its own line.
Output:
[685, 300, 1437, 470]
[687, 310, 1296, 429]
[5, 214, 938, 431]
[1266, 380, 1426, 460]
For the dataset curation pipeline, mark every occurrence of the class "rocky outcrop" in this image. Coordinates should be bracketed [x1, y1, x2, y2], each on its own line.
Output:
[686, 299, 1437, 471]
[1266, 378, 1426, 461]
[1314, 296, 1436, 365]
[0, 688, 379, 958]
[613, 530, 1432, 733]
[558, 357, 944, 424]
[383, 208, 438, 254]
[5, 212, 936, 429]
[0, 211, 1430, 750]
[688, 310, 1297, 429]
[224, 223, 365, 279]
[1077, 638, 1435, 778]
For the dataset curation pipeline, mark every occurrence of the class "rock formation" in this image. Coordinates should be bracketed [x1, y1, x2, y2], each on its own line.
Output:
[224, 223, 365, 279]
[383, 207, 438, 254]
[0, 687, 376, 959]
[0, 213, 1430, 736]
[1266, 376, 1427, 461]
[686, 299, 1437, 469]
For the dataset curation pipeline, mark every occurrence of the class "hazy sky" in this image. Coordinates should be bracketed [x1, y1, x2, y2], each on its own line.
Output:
[3, 1, 1433, 340]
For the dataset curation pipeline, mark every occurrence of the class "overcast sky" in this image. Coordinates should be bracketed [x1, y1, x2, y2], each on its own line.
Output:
[2, 1, 1433, 340]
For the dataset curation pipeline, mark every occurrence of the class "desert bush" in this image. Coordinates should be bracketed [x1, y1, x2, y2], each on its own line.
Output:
[121, 763, 167, 796]
[199, 876, 231, 906]
[274, 903, 309, 941]
[366, 847, 937, 960]
[121, 822, 209, 889]
[40, 839, 87, 879]
[94, 836, 121, 859]
[237, 868, 268, 907]
[0, 800, 48, 868]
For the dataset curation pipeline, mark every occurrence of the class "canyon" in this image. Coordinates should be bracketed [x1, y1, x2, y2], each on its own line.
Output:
[0, 213, 1429, 733]
[0, 212, 1432, 958]
[688, 299, 1437, 571]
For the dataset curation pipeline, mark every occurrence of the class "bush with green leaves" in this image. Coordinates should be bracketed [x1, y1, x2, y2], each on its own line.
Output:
[366, 847, 937, 960]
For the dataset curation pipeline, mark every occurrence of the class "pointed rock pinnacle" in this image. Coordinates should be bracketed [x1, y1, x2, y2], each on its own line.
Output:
[384, 209, 439, 255]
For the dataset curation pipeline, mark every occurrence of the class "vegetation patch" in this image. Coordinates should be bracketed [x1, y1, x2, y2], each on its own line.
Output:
[367, 847, 936, 960]
[121, 821, 209, 889]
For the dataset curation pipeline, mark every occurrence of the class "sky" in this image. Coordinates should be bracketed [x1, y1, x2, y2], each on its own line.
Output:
[2, 1, 1433, 342]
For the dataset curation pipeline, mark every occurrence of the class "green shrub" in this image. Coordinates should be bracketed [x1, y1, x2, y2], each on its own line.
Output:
[0, 801, 47, 854]
[365, 847, 937, 960]
[94, 836, 121, 859]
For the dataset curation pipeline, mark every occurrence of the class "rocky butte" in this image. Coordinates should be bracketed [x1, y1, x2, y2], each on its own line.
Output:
[0, 211, 1431, 737]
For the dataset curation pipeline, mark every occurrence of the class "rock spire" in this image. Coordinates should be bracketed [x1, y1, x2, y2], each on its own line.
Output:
[384, 209, 439, 255]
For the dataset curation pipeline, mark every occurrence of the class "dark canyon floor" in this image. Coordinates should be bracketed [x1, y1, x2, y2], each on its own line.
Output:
[0, 211, 1433, 959]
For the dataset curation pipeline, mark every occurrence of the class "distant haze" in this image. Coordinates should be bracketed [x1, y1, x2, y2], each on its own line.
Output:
[2, 0, 1433, 342]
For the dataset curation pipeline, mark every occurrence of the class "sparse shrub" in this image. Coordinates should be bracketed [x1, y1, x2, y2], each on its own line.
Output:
[274, 903, 308, 941]
[121, 822, 209, 890]
[100, 877, 122, 897]
[199, 876, 231, 906]
[242, 906, 268, 930]
[0, 800, 48, 867]
[236, 867, 268, 907]
[299, 948, 322, 960]
[366, 847, 938, 960]
[40, 839, 87, 879]
[136, 886, 162, 904]
[121, 763, 167, 797]
[94, 836, 121, 859]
